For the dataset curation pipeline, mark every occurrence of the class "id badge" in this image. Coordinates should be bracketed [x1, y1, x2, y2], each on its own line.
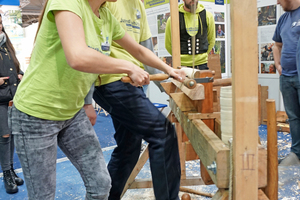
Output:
[136, 10, 141, 19]
[101, 37, 110, 51]
[101, 43, 110, 51]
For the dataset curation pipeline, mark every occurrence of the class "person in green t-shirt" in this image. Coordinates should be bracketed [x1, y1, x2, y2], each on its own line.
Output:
[10, 0, 185, 199]
[85, 1, 184, 199]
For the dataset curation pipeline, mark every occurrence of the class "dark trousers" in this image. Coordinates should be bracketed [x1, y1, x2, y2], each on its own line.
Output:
[0, 103, 14, 171]
[280, 75, 300, 159]
[93, 81, 181, 200]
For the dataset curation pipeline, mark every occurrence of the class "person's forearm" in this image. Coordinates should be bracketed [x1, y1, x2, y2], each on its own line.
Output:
[68, 47, 136, 75]
[273, 45, 282, 71]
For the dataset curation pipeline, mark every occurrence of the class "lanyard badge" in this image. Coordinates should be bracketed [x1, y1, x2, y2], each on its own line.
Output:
[101, 37, 110, 51]
[136, 9, 141, 19]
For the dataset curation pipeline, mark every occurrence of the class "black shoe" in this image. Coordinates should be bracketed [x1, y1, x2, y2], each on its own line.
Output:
[10, 165, 24, 186]
[3, 170, 18, 194]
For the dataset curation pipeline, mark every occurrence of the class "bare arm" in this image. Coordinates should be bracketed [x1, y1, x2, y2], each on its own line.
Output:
[54, 11, 149, 86]
[273, 42, 282, 75]
[115, 33, 186, 81]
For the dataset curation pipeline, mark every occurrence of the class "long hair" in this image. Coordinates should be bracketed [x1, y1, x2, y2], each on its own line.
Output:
[34, 0, 49, 42]
[1, 26, 20, 73]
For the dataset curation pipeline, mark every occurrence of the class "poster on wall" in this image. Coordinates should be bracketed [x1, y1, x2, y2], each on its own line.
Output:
[144, 0, 227, 73]
[257, 0, 278, 76]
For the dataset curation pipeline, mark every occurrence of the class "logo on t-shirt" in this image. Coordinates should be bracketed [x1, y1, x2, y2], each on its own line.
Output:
[292, 19, 300, 27]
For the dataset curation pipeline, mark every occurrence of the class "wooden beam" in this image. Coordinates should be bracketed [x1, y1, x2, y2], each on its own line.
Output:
[170, 98, 230, 188]
[121, 145, 149, 198]
[170, 97, 267, 189]
[258, 189, 269, 200]
[188, 112, 220, 120]
[264, 99, 278, 200]
[170, 92, 197, 112]
[128, 176, 204, 189]
[211, 189, 229, 200]
[169, 0, 181, 69]
[161, 82, 178, 95]
[174, 122, 187, 179]
[171, 79, 205, 100]
[231, 0, 258, 199]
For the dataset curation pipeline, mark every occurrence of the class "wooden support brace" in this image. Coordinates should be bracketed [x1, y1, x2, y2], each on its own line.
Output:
[120, 145, 149, 198]
[264, 99, 278, 200]
[188, 112, 220, 120]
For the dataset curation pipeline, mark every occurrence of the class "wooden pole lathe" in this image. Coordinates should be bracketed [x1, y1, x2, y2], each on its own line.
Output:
[169, 0, 214, 185]
[231, 0, 259, 199]
[265, 99, 278, 200]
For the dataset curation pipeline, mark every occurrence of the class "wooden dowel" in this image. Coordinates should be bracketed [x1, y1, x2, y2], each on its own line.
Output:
[264, 99, 278, 200]
[121, 74, 169, 83]
[179, 187, 213, 198]
[121, 74, 196, 89]
[213, 78, 232, 87]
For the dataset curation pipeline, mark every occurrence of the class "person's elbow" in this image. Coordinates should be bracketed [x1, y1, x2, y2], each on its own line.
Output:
[66, 51, 86, 71]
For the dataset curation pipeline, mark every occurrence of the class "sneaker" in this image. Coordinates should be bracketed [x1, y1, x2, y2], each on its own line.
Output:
[279, 152, 300, 166]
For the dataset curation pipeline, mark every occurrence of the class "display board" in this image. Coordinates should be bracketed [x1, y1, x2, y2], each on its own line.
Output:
[144, 0, 228, 74]
[257, 0, 279, 77]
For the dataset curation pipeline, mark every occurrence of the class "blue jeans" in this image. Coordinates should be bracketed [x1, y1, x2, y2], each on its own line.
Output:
[11, 107, 111, 200]
[93, 81, 181, 200]
[280, 75, 300, 159]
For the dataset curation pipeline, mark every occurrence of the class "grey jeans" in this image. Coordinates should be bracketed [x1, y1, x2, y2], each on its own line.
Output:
[11, 106, 111, 200]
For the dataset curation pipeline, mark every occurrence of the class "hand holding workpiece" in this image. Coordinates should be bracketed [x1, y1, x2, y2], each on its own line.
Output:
[167, 68, 186, 82]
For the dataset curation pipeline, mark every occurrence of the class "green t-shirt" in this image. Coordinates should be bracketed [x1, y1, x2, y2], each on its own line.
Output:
[98, 0, 152, 86]
[14, 0, 125, 121]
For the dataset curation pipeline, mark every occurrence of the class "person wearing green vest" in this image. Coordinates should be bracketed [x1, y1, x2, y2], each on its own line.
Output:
[165, 0, 215, 70]
[10, 0, 185, 199]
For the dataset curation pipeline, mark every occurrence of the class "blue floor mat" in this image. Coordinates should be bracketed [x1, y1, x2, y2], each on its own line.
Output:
[0, 118, 298, 199]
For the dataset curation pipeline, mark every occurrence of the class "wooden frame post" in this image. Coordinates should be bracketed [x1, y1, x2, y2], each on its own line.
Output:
[231, 0, 258, 199]
[265, 99, 278, 200]
[170, 0, 181, 69]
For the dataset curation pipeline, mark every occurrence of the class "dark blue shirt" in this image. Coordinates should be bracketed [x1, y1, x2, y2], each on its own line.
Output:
[273, 6, 300, 76]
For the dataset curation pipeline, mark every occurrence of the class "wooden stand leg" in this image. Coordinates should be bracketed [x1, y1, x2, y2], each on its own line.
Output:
[211, 189, 229, 200]
[120, 145, 149, 198]
[175, 122, 187, 179]
[264, 99, 278, 200]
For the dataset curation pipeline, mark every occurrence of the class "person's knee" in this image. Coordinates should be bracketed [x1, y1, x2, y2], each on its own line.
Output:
[86, 177, 111, 199]
[2, 134, 10, 138]
[0, 135, 10, 144]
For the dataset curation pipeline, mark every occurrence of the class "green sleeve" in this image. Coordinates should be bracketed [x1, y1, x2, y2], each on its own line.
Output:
[165, 17, 172, 55]
[206, 11, 215, 54]
[47, 0, 82, 21]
